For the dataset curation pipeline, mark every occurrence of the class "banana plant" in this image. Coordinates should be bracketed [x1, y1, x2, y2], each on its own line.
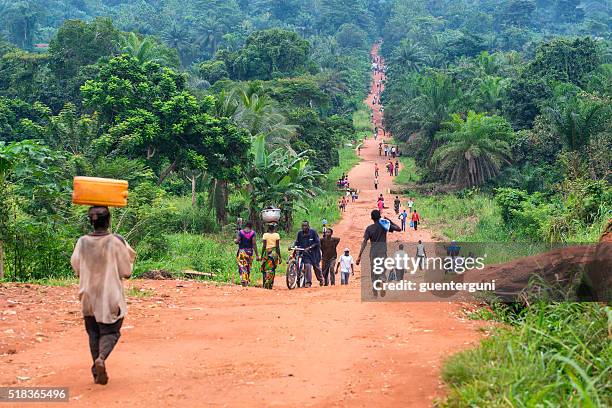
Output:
[248, 134, 321, 232]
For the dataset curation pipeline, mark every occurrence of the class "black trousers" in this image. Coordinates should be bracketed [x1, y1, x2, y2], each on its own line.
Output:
[84, 317, 123, 376]
[322, 258, 336, 286]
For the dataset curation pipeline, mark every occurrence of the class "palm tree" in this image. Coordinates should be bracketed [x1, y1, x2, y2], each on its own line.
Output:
[432, 111, 513, 187]
[414, 72, 461, 144]
[231, 86, 296, 147]
[392, 39, 427, 72]
[545, 97, 606, 152]
[162, 24, 193, 66]
[120, 32, 171, 66]
[473, 76, 509, 113]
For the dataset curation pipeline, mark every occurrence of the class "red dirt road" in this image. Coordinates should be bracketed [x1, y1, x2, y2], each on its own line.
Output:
[0, 43, 482, 407]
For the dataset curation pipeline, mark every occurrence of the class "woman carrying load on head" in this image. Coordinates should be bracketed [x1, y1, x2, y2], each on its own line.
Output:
[261, 223, 282, 289]
[235, 222, 259, 286]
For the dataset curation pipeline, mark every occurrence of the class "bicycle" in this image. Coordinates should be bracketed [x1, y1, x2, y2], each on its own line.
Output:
[286, 247, 307, 289]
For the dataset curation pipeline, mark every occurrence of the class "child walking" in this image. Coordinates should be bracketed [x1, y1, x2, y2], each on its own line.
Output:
[71, 206, 136, 385]
[336, 248, 355, 285]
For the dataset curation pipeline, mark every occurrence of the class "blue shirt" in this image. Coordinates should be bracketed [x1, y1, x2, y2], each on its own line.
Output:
[294, 229, 321, 265]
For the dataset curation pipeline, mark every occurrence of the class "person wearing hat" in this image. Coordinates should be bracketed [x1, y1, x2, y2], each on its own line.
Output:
[336, 247, 355, 285]
[70, 206, 136, 385]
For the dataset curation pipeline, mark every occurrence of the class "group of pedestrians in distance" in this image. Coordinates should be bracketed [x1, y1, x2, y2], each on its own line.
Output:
[378, 142, 401, 158]
[373, 159, 400, 189]
[376, 195, 421, 232]
[293, 221, 355, 287]
[233, 219, 355, 289]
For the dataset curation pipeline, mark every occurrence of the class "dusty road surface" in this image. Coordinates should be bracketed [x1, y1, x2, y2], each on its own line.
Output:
[0, 43, 483, 407]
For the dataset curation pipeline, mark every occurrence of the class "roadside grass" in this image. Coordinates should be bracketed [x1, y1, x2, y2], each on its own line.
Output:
[2, 277, 79, 286]
[391, 157, 611, 408]
[439, 303, 612, 408]
[133, 233, 244, 284]
[414, 193, 510, 242]
[353, 107, 373, 132]
[395, 156, 421, 185]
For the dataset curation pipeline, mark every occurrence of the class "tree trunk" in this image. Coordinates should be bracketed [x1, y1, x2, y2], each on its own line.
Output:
[191, 176, 197, 208]
[214, 179, 228, 225]
[0, 241, 4, 280]
[283, 206, 293, 234]
[157, 159, 178, 185]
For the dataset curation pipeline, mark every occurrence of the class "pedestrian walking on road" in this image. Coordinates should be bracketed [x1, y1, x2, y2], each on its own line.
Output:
[321, 228, 340, 286]
[411, 210, 420, 231]
[293, 221, 322, 287]
[336, 248, 355, 285]
[374, 176, 379, 190]
[395, 160, 399, 176]
[261, 223, 281, 290]
[71, 206, 136, 385]
[235, 222, 259, 286]
[394, 196, 401, 214]
[398, 209, 408, 231]
[356, 210, 401, 298]
[416, 240, 426, 270]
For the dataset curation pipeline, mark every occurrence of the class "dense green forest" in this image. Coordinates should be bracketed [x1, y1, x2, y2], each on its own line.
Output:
[380, 0, 611, 243]
[0, 0, 610, 274]
[0, 0, 379, 281]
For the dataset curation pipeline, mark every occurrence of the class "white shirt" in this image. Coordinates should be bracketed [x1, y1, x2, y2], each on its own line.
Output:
[339, 255, 353, 273]
[416, 243, 425, 257]
[408, 200, 414, 208]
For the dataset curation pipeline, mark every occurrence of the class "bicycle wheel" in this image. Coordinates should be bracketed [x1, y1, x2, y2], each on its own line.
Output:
[297, 263, 305, 288]
[286, 260, 298, 290]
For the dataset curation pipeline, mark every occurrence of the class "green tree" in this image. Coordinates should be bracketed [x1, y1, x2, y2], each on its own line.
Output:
[432, 111, 514, 187]
[196, 60, 229, 85]
[335, 23, 366, 49]
[392, 39, 427, 72]
[49, 18, 121, 79]
[249, 134, 321, 232]
[220, 28, 310, 80]
[545, 93, 610, 152]
[120, 32, 179, 67]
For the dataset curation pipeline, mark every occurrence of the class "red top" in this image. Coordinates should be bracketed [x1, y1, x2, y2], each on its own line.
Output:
[411, 212, 420, 222]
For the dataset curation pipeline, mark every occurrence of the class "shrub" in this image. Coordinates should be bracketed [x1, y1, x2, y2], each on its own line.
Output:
[494, 187, 529, 223]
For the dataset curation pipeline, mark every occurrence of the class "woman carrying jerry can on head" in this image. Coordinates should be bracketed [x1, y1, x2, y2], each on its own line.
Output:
[70, 177, 136, 385]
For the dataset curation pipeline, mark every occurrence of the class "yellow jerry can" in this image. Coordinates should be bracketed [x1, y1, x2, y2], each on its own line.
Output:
[72, 176, 129, 207]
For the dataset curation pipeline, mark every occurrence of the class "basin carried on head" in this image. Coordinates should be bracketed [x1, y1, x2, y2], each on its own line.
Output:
[261, 207, 281, 223]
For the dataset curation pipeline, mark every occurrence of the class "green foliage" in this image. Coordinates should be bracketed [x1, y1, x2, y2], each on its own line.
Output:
[49, 18, 121, 79]
[528, 37, 602, 87]
[196, 60, 229, 85]
[218, 29, 310, 80]
[432, 111, 514, 187]
[441, 303, 612, 407]
[249, 134, 322, 232]
[335, 23, 367, 49]
[119, 32, 179, 68]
